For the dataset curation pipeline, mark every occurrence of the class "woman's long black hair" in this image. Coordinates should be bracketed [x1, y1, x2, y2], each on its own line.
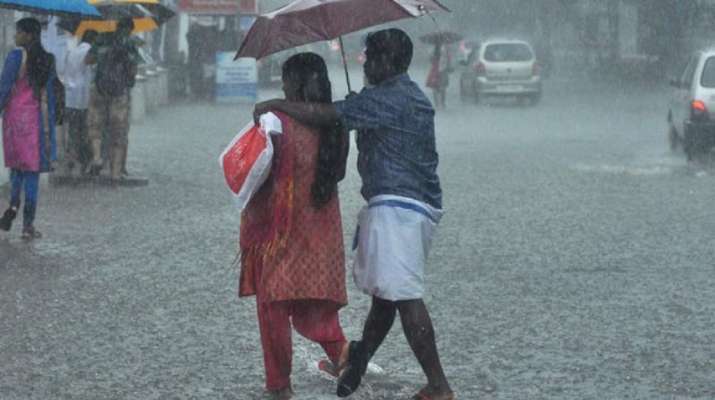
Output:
[16, 18, 53, 99]
[282, 53, 347, 209]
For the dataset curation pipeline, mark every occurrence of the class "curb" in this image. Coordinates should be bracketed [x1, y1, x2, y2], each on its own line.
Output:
[49, 174, 149, 187]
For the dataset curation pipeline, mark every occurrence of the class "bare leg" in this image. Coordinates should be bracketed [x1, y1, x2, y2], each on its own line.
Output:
[337, 296, 396, 397]
[362, 296, 397, 358]
[396, 299, 452, 397]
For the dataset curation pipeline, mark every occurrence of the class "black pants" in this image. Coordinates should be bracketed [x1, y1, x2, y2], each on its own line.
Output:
[64, 108, 91, 169]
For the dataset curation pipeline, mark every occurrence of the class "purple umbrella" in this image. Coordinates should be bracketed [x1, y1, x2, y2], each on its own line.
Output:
[235, 0, 449, 91]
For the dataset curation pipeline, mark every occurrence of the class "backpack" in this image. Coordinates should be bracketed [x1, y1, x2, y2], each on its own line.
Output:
[95, 43, 135, 97]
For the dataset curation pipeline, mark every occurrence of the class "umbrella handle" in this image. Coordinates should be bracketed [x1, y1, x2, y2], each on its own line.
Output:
[339, 36, 352, 93]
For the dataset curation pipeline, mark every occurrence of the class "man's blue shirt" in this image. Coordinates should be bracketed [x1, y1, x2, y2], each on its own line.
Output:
[334, 73, 442, 209]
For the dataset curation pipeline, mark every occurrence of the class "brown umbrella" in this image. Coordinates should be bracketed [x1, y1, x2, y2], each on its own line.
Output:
[235, 0, 450, 91]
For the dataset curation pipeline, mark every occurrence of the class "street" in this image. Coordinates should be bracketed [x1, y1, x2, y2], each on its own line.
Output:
[1, 68, 715, 400]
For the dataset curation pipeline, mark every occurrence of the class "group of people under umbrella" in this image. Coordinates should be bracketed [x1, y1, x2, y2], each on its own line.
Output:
[2, 0, 458, 399]
[237, 1, 456, 399]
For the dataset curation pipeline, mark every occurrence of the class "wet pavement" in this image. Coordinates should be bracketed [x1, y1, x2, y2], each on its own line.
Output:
[2, 69, 715, 399]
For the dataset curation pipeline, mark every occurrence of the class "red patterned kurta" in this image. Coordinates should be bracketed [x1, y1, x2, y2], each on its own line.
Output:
[239, 113, 347, 307]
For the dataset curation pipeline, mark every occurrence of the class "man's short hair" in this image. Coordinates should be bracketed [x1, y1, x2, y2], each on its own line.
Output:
[366, 28, 413, 73]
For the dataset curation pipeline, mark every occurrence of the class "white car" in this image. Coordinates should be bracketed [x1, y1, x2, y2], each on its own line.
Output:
[459, 39, 542, 105]
[668, 48, 715, 160]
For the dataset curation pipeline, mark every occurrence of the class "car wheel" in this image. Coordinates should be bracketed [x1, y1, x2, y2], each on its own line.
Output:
[684, 127, 703, 161]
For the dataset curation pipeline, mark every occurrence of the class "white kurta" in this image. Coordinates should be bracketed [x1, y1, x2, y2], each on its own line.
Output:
[63, 42, 93, 110]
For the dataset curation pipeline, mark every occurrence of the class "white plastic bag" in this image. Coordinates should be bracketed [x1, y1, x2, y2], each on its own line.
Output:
[219, 112, 282, 211]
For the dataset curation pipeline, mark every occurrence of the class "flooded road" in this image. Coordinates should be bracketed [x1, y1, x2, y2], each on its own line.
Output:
[1, 67, 714, 399]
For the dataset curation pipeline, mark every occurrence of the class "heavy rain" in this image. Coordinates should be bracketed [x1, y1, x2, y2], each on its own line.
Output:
[1, 1, 714, 399]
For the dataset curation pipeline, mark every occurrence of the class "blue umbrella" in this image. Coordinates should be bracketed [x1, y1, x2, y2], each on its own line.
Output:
[0, 0, 101, 17]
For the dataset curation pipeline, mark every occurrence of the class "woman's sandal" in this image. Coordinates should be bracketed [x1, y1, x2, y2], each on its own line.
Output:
[412, 388, 455, 400]
[318, 359, 341, 377]
[318, 341, 350, 378]
[21, 226, 42, 241]
[268, 385, 293, 400]
[0, 207, 17, 231]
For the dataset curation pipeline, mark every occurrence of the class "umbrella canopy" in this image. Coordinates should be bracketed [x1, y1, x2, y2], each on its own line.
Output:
[419, 30, 462, 45]
[58, 0, 174, 36]
[235, 0, 449, 60]
[0, 0, 100, 18]
[59, 16, 160, 36]
[87, 0, 174, 21]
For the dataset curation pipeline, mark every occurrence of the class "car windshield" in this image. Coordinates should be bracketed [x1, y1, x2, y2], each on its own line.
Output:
[701, 56, 715, 88]
[483, 43, 533, 62]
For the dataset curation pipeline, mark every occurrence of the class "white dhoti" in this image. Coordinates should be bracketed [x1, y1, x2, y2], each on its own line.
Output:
[352, 194, 443, 301]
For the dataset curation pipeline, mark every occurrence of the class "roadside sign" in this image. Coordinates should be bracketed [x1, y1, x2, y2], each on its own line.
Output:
[178, 0, 239, 15]
[216, 52, 257, 103]
[239, 15, 256, 31]
[239, 0, 258, 14]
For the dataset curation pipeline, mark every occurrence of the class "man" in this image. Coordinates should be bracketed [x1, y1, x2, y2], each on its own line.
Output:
[85, 17, 140, 182]
[185, 22, 204, 100]
[254, 29, 454, 400]
[63, 29, 97, 175]
[186, 21, 219, 100]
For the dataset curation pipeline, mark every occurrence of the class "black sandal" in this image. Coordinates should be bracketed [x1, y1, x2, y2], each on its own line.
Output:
[21, 226, 42, 240]
[0, 207, 17, 231]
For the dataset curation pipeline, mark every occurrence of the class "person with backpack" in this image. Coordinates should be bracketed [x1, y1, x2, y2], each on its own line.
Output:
[0, 18, 59, 239]
[85, 17, 140, 182]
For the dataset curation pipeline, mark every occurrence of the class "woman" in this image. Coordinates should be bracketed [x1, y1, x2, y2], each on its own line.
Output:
[426, 43, 452, 110]
[0, 18, 58, 240]
[239, 53, 350, 399]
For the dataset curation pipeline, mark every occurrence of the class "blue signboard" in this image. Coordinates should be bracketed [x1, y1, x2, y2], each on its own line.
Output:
[215, 52, 257, 103]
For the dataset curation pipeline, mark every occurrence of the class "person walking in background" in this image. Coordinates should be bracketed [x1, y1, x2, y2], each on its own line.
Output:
[186, 22, 218, 100]
[426, 42, 452, 110]
[85, 17, 140, 183]
[185, 22, 203, 100]
[0, 18, 59, 240]
[241, 52, 350, 400]
[254, 29, 454, 400]
[63, 29, 97, 176]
